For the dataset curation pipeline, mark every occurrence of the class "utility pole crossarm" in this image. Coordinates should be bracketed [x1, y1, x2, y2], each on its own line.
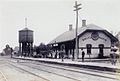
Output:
[74, 8, 82, 11]
[74, 3, 82, 8]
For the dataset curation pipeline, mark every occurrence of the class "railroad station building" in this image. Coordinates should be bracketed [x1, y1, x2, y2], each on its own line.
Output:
[48, 20, 118, 59]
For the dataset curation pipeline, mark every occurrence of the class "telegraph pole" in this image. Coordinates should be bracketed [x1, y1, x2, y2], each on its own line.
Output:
[74, 1, 82, 60]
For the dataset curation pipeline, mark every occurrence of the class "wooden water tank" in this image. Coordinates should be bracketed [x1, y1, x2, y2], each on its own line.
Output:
[19, 28, 33, 43]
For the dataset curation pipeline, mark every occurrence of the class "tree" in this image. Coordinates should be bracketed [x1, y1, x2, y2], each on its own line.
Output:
[115, 31, 120, 51]
[33, 43, 52, 58]
[3, 44, 13, 56]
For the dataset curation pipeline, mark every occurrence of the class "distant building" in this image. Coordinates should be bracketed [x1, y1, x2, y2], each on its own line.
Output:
[116, 31, 120, 41]
[48, 20, 118, 59]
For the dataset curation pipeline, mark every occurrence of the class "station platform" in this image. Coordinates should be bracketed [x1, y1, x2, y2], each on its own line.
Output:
[13, 56, 120, 73]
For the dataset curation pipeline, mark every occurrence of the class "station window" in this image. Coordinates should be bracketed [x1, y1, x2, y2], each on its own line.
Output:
[86, 44, 92, 54]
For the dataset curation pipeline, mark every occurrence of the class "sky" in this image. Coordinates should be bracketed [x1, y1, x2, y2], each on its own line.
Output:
[0, 0, 120, 52]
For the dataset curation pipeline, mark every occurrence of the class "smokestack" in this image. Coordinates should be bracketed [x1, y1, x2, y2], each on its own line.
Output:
[82, 20, 86, 27]
[69, 24, 73, 31]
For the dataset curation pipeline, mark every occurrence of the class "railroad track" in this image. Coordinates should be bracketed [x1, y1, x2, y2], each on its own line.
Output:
[7, 63, 50, 81]
[30, 60, 117, 74]
[21, 61, 119, 80]
[15, 59, 119, 80]
[13, 57, 120, 75]
[8, 62, 80, 81]
[0, 71, 8, 81]
[5, 58, 120, 81]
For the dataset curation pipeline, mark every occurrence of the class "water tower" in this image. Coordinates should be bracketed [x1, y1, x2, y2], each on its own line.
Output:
[19, 18, 34, 57]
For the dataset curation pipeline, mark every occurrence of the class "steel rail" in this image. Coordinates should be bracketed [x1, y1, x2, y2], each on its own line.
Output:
[19, 60, 119, 80]
[5, 58, 120, 81]
[8, 61, 81, 81]
[22, 62, 119, 80]
[0, 71, 8, 81]
[18, 63, 81, 81]
[7, 63, 50, 81]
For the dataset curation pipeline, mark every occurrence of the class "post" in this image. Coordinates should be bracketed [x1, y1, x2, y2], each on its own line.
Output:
[74, 1, 82, 60]
[19, 43, 21, 56]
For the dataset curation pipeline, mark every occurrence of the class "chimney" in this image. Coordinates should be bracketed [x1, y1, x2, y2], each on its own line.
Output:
[69, 24, 73, 31]
[82, 20, 86, 27]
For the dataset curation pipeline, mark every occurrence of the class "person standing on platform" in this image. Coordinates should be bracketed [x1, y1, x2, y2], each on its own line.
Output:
[60, 45, 65, 62]
[81, 49, 85, 62]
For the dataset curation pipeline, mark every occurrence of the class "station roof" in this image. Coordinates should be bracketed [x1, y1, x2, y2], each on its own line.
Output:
[49, 24, 118, 44]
